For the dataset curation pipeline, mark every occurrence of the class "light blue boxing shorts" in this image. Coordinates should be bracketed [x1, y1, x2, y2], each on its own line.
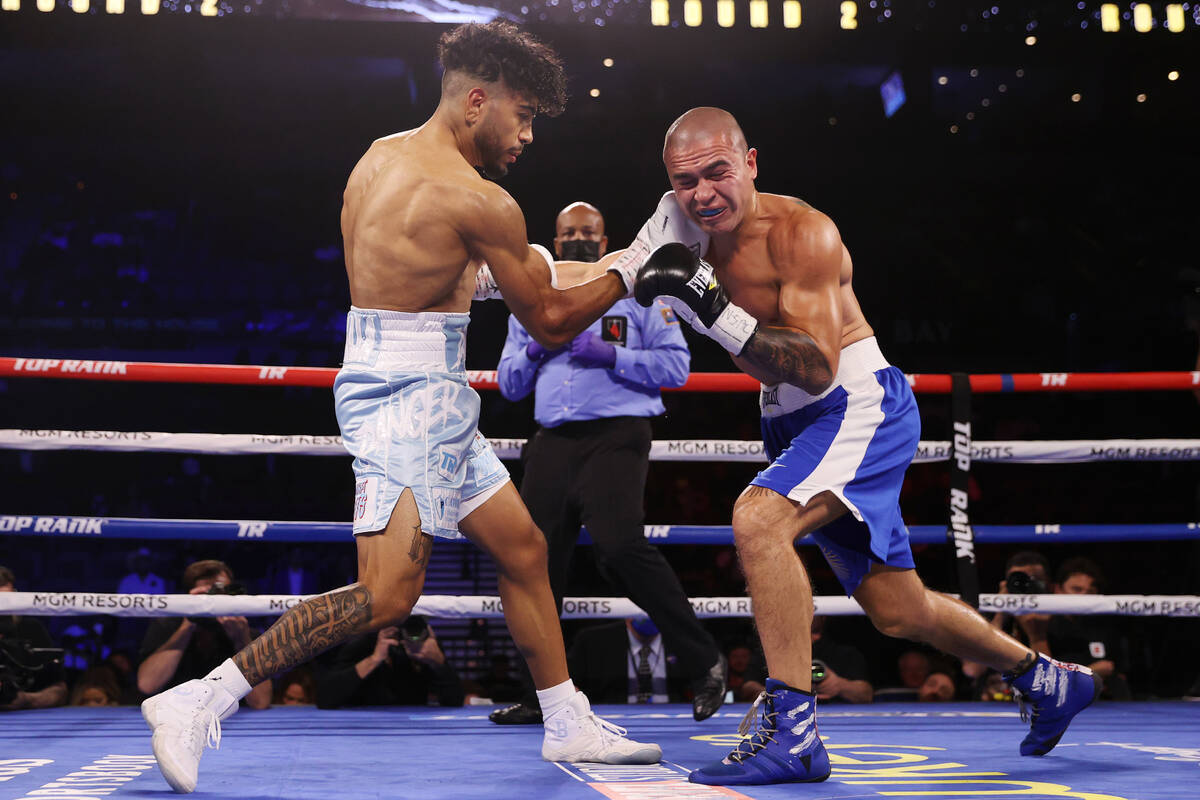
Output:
[750, 337, 920, 596]
[334, 307, 510, 539]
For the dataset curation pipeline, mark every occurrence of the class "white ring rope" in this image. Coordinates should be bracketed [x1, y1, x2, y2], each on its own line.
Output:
[1, 592, 1196, 618]
[3, 430, 1199, 464]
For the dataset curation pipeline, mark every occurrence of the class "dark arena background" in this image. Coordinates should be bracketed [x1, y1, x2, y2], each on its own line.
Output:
[1, 2, 1199, 799]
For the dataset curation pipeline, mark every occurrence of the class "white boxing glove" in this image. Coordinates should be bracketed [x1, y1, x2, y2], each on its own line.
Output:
[472, 243, 560, 301]
[606, 191, 710, 296]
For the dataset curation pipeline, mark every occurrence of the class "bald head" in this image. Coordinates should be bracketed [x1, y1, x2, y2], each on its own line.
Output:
[663, 107, 748, 161]
[554, 201, 607, 261]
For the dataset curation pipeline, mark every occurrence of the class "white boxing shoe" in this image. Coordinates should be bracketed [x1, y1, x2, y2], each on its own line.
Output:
[541, 692, 662, 765]
[141, 679, 238, 793]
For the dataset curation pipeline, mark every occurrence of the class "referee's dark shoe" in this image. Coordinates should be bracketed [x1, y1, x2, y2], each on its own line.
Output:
[692, 653, 729, 721]
[489, 702, 543, 725]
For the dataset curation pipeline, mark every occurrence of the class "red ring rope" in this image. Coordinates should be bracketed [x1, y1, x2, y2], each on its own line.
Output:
[2, 357, 1197, 393]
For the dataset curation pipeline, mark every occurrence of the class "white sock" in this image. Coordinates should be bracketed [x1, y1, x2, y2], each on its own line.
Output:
[537, 679, 577, 720]
[203, 658, 253, 700]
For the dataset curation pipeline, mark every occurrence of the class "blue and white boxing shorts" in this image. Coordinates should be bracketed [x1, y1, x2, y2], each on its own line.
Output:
[751, 337, 920, 596]
[334, 307, 510, 539]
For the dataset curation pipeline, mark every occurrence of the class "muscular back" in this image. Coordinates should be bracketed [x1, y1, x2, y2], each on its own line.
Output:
[341, 130, 488, 312]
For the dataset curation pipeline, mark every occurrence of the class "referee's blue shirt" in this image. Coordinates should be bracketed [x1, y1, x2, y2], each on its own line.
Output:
[497, 298, 690, 428]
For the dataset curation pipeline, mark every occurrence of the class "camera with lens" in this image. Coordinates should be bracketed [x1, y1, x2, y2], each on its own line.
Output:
[1005, 570, 1046, 594]
[811, 659, 827, 686]
[189, 581, 248, 630]
[0, 639, 64, 706]
[401, 615, 429, 645]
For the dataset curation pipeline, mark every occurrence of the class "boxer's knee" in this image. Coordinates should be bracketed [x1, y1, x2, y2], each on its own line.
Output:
[732, 489, 795, 557]
[494, 522, 549, 580]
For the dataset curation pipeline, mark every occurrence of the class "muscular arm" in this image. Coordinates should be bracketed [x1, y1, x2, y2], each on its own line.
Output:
[732, 216, 845, 394]
[732, 327, 834, 394]
[137, 619, 195, 695]
[465, 188, 624, 348]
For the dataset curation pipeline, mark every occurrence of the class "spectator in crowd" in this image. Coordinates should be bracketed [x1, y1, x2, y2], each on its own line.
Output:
[962, 551, 1052, 685]
[809, 615, 874, 704]
[1049, 557, 1132, 701]
[491, 201, 726, 726]
[70, 666, 123, 707]
[274, 667, 316, 706]
[565, 617, 693, 704]
[726, 642, 767, 702]
[0, 566, 68, 711]
[117, 547, 166, 595]
[875, 649, 932, 701]
[136, 560, 272, 709]
[315, 616, 463, 708]
[104, 651, 142, 705]
[918, 670, 958, 702]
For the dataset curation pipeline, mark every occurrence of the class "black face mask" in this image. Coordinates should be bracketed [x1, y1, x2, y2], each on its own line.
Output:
[559, 239, 601, 263]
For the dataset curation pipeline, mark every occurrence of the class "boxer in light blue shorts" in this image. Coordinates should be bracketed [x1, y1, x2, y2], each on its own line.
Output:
[334, 307, 510, 539]
[750, 337, 920, 595]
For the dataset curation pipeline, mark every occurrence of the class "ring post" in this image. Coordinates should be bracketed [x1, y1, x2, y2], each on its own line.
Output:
[947, 372, 980, 607]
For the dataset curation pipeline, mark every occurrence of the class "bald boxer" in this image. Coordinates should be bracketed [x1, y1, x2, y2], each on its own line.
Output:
[630, 107, 1101, 785]
[141, 22, 658, 794]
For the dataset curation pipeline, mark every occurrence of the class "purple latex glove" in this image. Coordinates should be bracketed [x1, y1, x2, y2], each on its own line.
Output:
[569, 332, 617, 368]
[525, 340, 563, 362]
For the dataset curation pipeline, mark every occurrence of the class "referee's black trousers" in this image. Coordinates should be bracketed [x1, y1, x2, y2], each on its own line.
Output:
[520, 415, 719, 679]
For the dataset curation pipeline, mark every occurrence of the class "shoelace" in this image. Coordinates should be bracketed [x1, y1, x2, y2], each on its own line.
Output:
[185, 709, 222, 756]
[726, 690, 780, 764]
[1012, 688, 1037, 724]
[587, 713, 630, 744]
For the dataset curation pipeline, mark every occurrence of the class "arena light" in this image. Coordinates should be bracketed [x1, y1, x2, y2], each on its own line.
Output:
[1133, 3, 1153, 33]
[1100, 3, 1119, 32]
[589, 88, 600, 98]
[1136, 93, 1147, 103]
[1070, 92, 1082, 103]
[141, 0, 159, 12]
[749, 0, 767, 28]
[107, 0, 124, 11]
[782, 0, 800, 28]
[1165, 4, 1184, 32]
[1025, 35, 1037, 45]
[840, 0, 857, 29]
[650, 0, 669, 26]
[716, 0, 734, 27]
[937, 75, 948, 85]
[72, 0, 88, 11]
[200, 0, 217, 15]
[684, 0, 701, 26]
[602, 58, 614, 68]
[1, 0, 18, 11]
[37, 0, 53, 10]
[1168, 70, 1179, 81]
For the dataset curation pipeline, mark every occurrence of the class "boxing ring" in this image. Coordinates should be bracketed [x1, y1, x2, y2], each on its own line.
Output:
[2, 356, 1199, 800]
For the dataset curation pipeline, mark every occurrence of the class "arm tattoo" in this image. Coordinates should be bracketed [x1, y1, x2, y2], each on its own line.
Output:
[233, 584, 373, 685]
[408, 525, 432, 566]
[741, 325, 833, 395]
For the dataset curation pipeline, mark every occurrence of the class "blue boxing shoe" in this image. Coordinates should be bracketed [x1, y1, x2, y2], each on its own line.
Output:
[689, 678, 830, 785]
[1007, 653, 1103, 756]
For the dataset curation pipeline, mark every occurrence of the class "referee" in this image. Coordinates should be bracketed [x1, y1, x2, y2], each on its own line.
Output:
[489, 201, 727, 724]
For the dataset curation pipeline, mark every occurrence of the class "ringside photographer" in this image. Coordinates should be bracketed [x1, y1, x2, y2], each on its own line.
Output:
[136, 560, 272, 708]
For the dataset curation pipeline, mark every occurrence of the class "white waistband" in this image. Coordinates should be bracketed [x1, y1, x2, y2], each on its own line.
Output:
[343, 307, 468, 371]
[760, 336, 890, 417]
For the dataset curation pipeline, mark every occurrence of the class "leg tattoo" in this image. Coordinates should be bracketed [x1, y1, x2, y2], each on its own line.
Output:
[233, 584, 372, 685]
[408, 526, 432, 567]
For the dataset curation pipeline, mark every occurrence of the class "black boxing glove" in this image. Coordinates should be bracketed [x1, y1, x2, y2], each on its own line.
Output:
[634, 243, 758, 355]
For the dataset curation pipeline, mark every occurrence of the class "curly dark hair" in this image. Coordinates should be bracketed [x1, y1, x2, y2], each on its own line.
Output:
[438, 21, 567, 117]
